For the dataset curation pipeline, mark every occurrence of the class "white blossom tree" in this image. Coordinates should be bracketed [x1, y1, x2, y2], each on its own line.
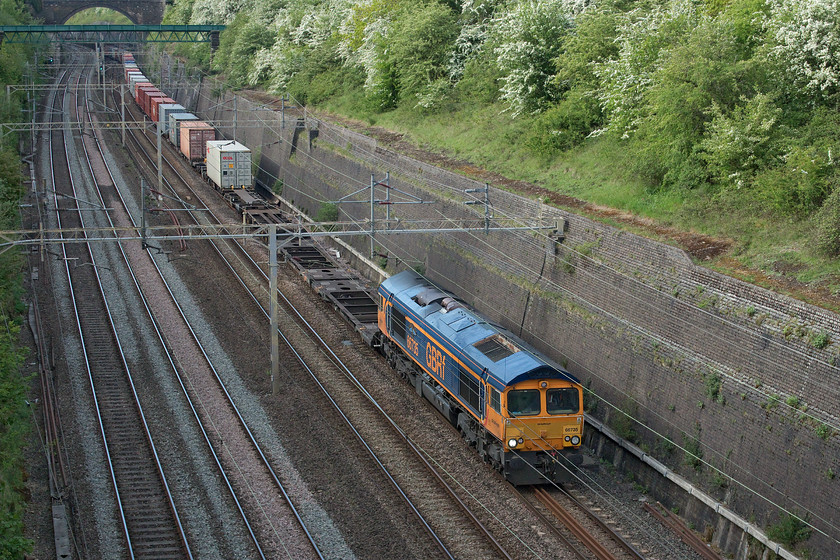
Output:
[593, 0, 701, 137]
[490, 0, 581, 116]
[765, 0, 840, 103]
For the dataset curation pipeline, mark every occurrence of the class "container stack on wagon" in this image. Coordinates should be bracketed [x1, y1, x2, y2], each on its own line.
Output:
[121, 53, 284, 223]
[157, 104, 187, 133]
[168, 113, 199, 147]
[180, 121, 217, 165]
[150, 96, 177, 122]
[206, 140, 252, 190]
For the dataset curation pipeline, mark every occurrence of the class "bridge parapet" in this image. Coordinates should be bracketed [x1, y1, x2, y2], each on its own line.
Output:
[31, 0, 166, 24]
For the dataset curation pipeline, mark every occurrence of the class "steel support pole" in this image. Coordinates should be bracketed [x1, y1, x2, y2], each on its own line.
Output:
[370, 174, 375, 259]
[269, 224, 279, 394]
[157, 117, 163, 193]
[120, 83, 125, 147]
[101, 44, 106, 106]
[484, 183, 490, 234]
[140, 178, 147, 248]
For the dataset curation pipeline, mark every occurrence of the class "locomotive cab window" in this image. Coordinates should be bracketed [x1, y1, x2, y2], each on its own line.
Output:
[506, 389, 540, 416]
[489, 387, 501, 414]
[547, 388, 580, 415]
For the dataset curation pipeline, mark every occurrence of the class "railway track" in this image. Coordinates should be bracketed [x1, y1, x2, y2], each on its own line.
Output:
[111, 70, 677, 559]
[528, 485, 646, 560]
[83, 68, 332, 559]
[48, 58, 190, 559]
[115, 84, 525, 559]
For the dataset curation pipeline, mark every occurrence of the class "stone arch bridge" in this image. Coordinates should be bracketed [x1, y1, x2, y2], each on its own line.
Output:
[29, 0, 166, 24]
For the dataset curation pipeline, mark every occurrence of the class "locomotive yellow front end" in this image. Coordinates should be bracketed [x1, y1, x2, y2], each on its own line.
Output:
[500, 379, 585, 485]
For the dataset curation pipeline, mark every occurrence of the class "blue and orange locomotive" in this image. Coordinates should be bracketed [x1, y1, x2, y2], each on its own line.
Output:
[377, 271, 585, 485]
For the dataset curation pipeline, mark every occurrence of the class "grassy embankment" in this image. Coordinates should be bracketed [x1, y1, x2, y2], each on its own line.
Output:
[319, 91, 840, 307]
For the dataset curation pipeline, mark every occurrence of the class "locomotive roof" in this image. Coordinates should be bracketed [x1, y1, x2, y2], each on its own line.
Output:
[381, 271, 578, 389]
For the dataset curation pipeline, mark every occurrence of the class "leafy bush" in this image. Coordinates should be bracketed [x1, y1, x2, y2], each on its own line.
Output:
[610, 400, 638, 443]
[683, 431, 704, 471]
[316, 202, 339, 223]
[765, 0, 840, 106]
[526, 88, 602, 156]
[813, 180, 840, 257]
[700, 94, 782, 189]
[386, 2, 458, 105]
[766, 513, 812, 547]
[810, 330, 831, 349]
[756, 149, 836, 217]
[212, 13, 277, 88]
[490, 0, 575, 116]
[703, 371, 724, 404]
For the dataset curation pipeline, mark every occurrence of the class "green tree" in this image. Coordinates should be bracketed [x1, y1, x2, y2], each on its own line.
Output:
[631, 16, 758, 188]
[700, 93, 783, 188]
[490, 0, 575, 115]
[212, 13, 277, 88]
[527, 8, 620, 155]
[387, 1, 459, 107]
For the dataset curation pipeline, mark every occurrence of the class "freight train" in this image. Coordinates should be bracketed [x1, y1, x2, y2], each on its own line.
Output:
[121, 53, 586, 485]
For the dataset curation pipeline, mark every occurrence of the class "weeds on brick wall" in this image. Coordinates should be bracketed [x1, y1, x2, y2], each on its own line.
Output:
[827, 468, 835, 480]
[696, 294, 719, 310]
[655, 437, 675, 456]
[815, 422, 832, 440]
[786, 395, 800, 409]
[559, 254, 576, 274]
[810, 330, 830, 349]
[572, 240, 600, 259]
[610, 400, 639, 443]
[316, 203, 339, 230]
[582, 381, 599, 414]
[766, 512, 812, 548]
[683, 426, 703, 471]
[272, 180, 284, 196]
[703, 370, 724, 404]
[746, 305, 756, 317]
[782, 319, 808, 340]
[763, 394, 780, 410]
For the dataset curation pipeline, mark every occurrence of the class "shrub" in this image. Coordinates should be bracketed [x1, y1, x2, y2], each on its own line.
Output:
[810, 330, 830, 349]
[704, 371, 724, 404]
[611, 400, 638, 443]
[766, 513, 812, 548]
[683, 426, 704, 471]
[814, 183, 840, 257]
[526, 88, 602, 156]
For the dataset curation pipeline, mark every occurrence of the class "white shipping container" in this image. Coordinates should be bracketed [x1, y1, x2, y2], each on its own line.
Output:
[128, 74, 148, 89]
[206, 140, 252, 189]
[168, 113, 198, 147]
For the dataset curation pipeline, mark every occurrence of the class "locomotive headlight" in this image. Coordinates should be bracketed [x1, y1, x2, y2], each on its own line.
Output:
[571, 435, 581, 445]
[564, 436, 570, 442]
[508, 438, 518, 449]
